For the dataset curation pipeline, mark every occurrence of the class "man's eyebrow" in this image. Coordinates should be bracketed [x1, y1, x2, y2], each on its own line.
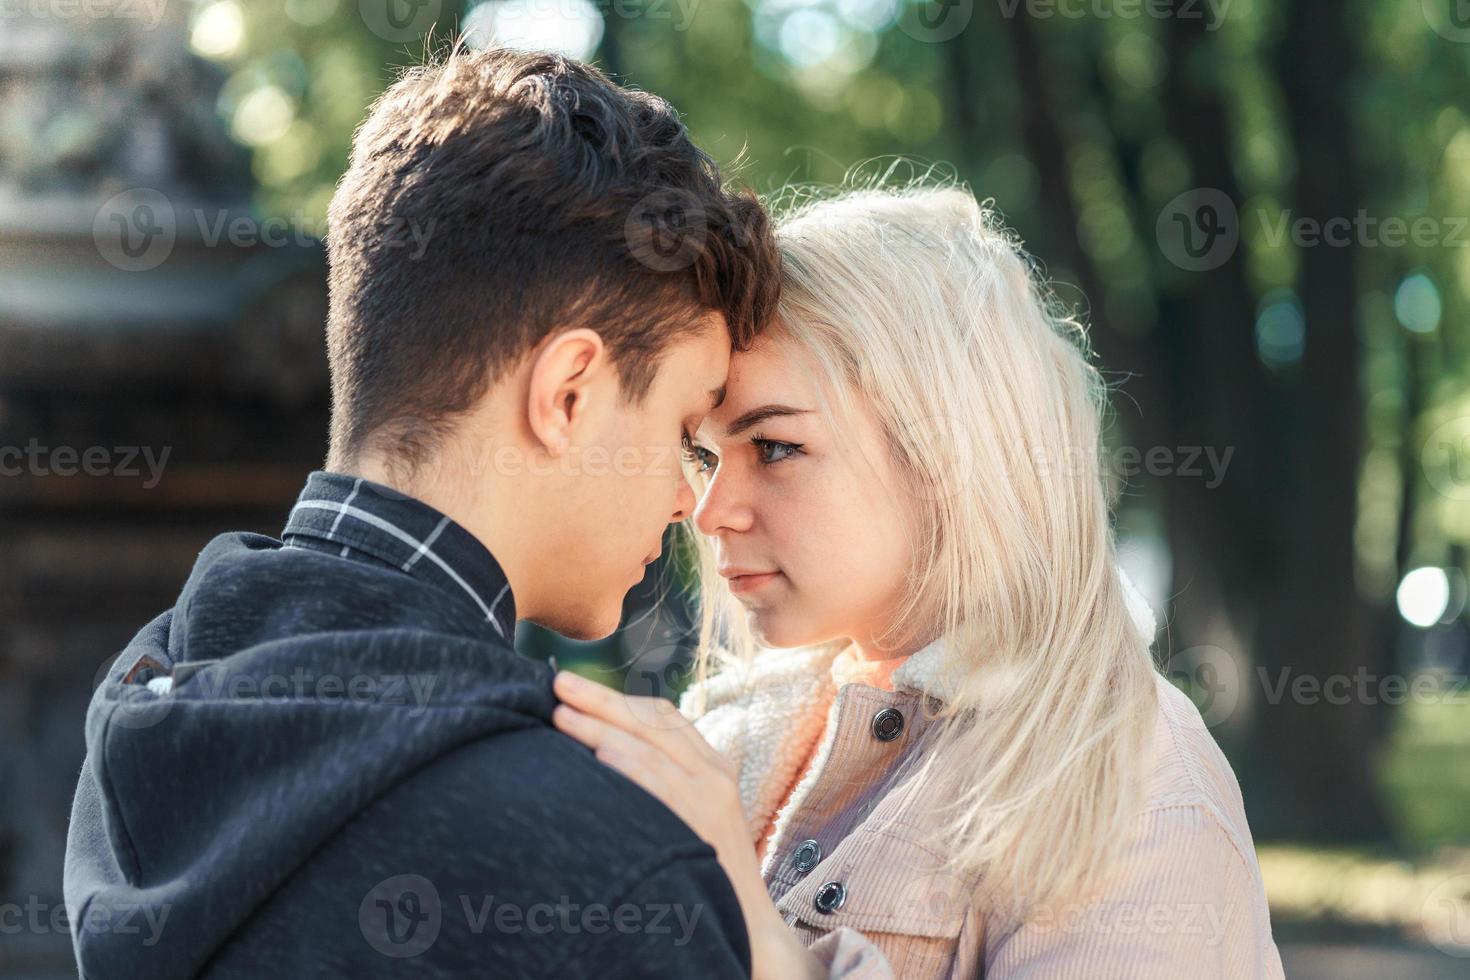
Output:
[725, 404, 809, 437]
[709, 385, 727, 410]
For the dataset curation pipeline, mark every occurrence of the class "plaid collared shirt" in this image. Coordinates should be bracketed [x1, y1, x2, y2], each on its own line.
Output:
[281, 471, 516, 642]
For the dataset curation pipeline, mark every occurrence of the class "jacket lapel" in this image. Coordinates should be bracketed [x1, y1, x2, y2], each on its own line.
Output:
[679, 639, 952, 842]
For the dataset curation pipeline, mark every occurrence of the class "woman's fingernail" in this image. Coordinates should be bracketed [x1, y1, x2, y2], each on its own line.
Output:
[557, 670, 589, 690]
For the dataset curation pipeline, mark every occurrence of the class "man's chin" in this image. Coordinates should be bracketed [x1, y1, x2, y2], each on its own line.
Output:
[528, 604, 622, 643]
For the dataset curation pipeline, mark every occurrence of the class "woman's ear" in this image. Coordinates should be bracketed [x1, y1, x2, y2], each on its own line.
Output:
[526, 328, 608, 456]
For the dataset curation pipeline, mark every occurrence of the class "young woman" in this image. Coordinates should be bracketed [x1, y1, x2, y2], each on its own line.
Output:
[551, 184, 1283, 978]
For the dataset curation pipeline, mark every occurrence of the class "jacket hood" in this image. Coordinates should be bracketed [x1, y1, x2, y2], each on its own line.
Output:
[63, 531, 554, 980]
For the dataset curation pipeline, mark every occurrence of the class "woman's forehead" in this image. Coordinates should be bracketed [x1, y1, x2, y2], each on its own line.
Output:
[721, 336, 818, 407]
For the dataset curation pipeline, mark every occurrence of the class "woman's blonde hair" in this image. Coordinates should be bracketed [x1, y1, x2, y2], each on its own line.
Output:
[681, 178, 1161, 917]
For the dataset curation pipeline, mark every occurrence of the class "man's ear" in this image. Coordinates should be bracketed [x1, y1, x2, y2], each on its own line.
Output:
[526, 328, 608, 455]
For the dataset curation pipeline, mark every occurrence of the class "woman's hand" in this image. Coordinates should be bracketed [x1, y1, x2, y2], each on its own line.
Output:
[551, 670, 824, 980]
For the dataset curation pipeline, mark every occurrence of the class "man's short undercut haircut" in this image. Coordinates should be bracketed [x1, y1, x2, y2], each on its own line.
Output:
[324, 45, 781, 470]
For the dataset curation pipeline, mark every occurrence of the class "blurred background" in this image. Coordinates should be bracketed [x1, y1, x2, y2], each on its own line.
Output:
[2, 0, 1469, 976]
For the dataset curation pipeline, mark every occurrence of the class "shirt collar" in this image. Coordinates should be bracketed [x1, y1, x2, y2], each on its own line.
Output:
[281, 471, 516, 643]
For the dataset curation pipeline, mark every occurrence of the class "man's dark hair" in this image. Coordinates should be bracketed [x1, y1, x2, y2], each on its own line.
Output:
[324, 45, 781, 469]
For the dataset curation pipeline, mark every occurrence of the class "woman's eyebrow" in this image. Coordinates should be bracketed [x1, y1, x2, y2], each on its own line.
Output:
[724, 404, 810, 436]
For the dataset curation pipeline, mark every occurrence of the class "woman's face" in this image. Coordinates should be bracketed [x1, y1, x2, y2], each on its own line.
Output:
[688, 332, 917, 655]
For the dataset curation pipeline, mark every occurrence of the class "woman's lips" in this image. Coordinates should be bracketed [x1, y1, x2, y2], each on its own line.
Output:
[727, 571, 782, 595]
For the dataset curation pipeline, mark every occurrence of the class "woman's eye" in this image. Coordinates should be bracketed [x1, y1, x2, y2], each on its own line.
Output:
[681, 435, 718, 473]
[754, 438, 803, 465]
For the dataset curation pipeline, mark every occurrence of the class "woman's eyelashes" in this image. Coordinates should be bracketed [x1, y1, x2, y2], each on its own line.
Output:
[751, 434, 804, 465]
[682, 431, 806, 473]
[682, 429, 811, 476]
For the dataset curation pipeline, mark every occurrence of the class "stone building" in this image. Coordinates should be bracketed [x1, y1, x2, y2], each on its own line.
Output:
[0, 16, 329, 976]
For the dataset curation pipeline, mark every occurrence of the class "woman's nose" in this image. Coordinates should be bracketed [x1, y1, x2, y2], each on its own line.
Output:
[692, 469, 754, 536]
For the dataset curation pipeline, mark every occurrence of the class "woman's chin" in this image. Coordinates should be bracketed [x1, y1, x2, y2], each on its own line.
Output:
[745, 607, 823, 650]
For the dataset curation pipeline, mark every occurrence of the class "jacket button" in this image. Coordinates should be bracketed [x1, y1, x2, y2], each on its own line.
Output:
[813, 880, 847, 914]
[793, 839, 822, 874]
[871, 707, 905, 742]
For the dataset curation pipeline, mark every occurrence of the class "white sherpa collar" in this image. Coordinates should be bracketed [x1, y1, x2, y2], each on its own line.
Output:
[676, 636, 950, 859]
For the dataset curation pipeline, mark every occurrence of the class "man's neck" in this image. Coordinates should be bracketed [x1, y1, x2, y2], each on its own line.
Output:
[341, 453, 534, 620]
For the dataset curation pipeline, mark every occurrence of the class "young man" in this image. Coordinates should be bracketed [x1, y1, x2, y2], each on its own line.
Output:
[63, 48, 779, 978]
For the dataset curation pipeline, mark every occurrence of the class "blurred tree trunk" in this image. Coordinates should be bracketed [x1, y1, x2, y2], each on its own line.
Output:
[1259, 0, 1391, 839]
[1156, 2, 1275, 631]
[980, 7, 1170, 450]
[981, 0, 1393, 839]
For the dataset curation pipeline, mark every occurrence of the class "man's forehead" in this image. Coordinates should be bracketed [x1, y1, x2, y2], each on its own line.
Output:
[654, 317, 727, 391]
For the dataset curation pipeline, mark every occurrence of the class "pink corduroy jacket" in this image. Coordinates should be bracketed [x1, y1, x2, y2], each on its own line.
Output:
[679, 635, 1286, 979]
